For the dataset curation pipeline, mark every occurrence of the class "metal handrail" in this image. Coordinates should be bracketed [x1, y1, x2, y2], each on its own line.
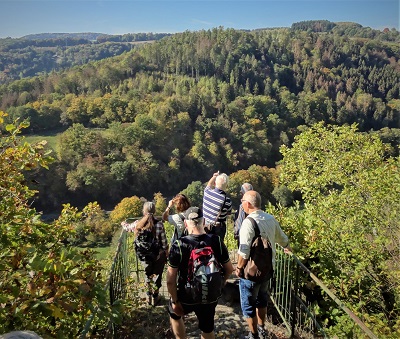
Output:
[80, 219, 378, 339]
[271, 245, 378, 339]
[79, 228, 131, 338]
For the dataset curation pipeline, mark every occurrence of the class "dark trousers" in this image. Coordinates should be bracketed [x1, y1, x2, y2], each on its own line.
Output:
[210, 222, 226, 241]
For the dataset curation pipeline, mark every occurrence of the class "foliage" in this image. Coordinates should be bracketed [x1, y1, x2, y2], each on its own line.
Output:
[59, 202, 116, 246]
[0, 114, 110, 337]
[272, 185, 293, 207]
[109, 196, 143, 225]
[1, 26, 400, 211]
[227, 165, 278, 207]
[180, 181, 204, 207]
[153, 192, 166, 216]
[278, 123, 400, 336]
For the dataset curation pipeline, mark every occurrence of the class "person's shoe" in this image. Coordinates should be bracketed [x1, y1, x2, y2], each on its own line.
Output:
[243, 332, 259, 339]
[146, 292, 152, 305]
[153, 293, 162, 306]
[257, 325, 268, 339]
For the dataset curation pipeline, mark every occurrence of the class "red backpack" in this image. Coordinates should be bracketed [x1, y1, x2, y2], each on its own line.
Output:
[184, 236, 224, 304]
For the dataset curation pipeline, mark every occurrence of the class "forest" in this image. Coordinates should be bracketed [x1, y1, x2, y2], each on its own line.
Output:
[0, 20, 399, 212]
[0, 20, 399, 337]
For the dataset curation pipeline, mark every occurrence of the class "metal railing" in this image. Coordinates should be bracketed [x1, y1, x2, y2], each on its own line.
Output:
[80, 228, 134, 338]
[271, 246, 378, 339]
[80, 220, 378, 339]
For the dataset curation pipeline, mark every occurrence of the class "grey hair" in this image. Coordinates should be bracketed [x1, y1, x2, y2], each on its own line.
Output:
[241, 182, 253, 194]
[215, 173, 229, 190]
[186, 217, 204, 228]
[246, 191, 261, 208]
[143, 201, 155, 215]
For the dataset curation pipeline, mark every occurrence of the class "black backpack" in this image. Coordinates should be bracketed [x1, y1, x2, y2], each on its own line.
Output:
[134, 227, 160, 261]
[243, 217, 273, 282]
[183, 236, 224, 304]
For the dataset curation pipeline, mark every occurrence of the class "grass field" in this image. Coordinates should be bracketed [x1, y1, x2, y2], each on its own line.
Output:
[25, 133, 61, 156]
[78, 228, 124, 261]
[24, 128, 109, 157]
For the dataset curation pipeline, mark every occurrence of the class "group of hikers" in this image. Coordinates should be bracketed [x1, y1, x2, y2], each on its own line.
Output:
[121, 171, 291, 339]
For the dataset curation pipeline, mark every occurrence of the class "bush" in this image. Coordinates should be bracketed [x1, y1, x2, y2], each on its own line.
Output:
[109, 196, 143, 225]
[0, 115, 111, 337]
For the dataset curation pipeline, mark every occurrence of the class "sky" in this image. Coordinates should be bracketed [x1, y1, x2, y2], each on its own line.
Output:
[0, 0, 399, 38]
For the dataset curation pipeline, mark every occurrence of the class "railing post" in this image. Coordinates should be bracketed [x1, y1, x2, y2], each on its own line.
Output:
[291, 263, 300, 338]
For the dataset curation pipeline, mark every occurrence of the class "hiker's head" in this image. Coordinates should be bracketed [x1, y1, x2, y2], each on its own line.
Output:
[240, 182, 253, 196]
[136, 201, 156, 233]
[215, 173, 229, 190]
[173, 193, 191, 213]
[242, 190, 261, 213]
[142, 201, 155, 216]
[183, 207, 204, 232]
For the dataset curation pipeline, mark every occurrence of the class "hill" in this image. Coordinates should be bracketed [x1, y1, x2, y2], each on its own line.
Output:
[0, 32, 170, 84]
[0, 23, 399, 212]
[21, 32, 105, 41]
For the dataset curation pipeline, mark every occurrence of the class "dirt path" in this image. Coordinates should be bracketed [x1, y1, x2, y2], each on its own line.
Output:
[163, 279, 290, 339]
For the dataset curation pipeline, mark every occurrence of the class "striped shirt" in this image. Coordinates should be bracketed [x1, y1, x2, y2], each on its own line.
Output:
[202, 186, 232, 224]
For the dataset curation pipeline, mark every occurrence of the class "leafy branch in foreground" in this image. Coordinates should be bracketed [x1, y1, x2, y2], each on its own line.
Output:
[0, 112, 111, 337]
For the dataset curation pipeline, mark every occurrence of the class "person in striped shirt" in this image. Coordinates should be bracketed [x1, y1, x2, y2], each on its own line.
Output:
[202, 171, 232, 241]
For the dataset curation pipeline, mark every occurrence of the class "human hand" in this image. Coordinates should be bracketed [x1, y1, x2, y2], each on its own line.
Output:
[235, 266, 244, 278]
[284, 246, 292, 254]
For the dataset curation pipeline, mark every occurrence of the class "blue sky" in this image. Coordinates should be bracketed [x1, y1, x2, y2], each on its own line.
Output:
[0, 0, 398, 38]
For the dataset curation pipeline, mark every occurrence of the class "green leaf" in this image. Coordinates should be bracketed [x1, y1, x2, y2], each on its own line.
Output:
[5, 124, 15, 132]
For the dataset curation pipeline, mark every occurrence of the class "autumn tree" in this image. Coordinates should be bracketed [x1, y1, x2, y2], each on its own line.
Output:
[278, 122, 400, 336]
[0, 113, 110, 336]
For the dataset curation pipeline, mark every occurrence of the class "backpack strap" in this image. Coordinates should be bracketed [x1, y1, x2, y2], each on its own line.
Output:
[247, 216, 260, 238]
[183, 234, 210, 249]
[247, 216, 272, 246]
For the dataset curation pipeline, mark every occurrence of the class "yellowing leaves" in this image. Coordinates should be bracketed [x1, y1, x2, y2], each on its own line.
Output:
[49, 304, 64, 319]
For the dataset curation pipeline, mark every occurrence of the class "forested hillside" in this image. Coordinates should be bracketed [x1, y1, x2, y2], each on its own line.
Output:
[0, 20, 399, 338]
[0, 32, 170, 83]
[0, 21, 399, 212]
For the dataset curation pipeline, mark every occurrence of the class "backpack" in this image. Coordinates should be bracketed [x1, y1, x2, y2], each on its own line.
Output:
[243, 217, 273, 283]
[171, 213, 187, 245]
[184, 236, 224, 304]
[134, 227, 160, 262]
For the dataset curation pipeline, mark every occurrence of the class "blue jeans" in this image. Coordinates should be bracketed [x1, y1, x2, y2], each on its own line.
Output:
[239, 277, 269, 318]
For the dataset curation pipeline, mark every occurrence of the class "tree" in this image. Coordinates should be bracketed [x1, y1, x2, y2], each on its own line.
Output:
[109, 196, 143, 225]
[153, 192, 166, 215]
[0, 113, 110, 336]
[180, 181, 204, 207]
[279, 122, 400, 336]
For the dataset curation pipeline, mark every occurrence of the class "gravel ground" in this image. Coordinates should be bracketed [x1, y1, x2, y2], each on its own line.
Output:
[162, 279, 290, 339]
[113, 278, 291, 339]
